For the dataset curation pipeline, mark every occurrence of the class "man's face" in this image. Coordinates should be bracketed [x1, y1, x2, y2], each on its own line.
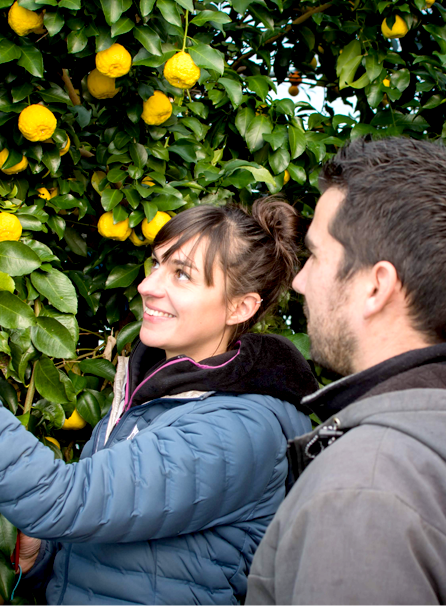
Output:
[292, 188, 359, 376]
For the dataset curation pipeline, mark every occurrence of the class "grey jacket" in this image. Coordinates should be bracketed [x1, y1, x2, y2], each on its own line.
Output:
[246, 387, 446, 605]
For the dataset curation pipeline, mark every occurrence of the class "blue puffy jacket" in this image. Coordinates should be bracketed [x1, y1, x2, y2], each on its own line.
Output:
[0, 334, 317, 604]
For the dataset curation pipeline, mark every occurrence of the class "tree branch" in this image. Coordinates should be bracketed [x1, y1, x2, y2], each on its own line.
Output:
[61, 68, 82, 106]
[231, 2, 332, 70]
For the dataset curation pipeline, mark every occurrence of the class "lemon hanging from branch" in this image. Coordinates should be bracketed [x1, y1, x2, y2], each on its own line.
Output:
[96, 43, 132, 78]
[98, 212, 132, 241]
[18, 105, 57, 142]
[164, 51, 201, 89]
[381, 15, 408, 39]
[87, 69, 120, 99]
[0, 149, 28, 174]
[8, 1, 44, 36]
[0, 213, 22, 242]
[141, 91, 172, 126]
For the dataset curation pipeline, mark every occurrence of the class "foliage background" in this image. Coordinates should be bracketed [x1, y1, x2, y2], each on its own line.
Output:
[0, 0, 444, 600]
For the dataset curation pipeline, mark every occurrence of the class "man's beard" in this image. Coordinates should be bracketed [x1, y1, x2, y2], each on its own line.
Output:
[304, 300, 358, 377]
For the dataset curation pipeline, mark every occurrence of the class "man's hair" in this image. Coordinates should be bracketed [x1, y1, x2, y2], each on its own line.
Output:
[319, 137, 446, 343]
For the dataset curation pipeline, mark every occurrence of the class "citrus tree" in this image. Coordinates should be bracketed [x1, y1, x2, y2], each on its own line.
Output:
[0, 0, 443, 600]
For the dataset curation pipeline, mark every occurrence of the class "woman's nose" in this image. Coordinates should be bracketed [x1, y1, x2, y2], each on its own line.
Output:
[137, 270, 164, 296]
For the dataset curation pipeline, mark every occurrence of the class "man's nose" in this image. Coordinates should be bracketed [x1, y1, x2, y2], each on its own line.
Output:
[292, 263, 307, 295]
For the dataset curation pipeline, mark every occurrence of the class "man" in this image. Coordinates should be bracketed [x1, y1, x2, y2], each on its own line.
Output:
[246, 137, 446, 605]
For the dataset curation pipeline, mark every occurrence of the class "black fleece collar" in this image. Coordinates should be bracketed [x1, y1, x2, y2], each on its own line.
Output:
[126, 333, 318, 414]
[303, 343, 446, 422]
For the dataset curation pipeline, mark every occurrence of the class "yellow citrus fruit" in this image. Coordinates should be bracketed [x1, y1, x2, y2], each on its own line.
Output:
[96, 43, 132, 78]
[141, 212, 171, 244]
[37, 187, 58, 200]
[98, 211, 132, 241]
[0, 212, 22, 242]
[383, 78, 391, 87]
[141, 91, 172, 126]
[288, 85, 299, 97]
[8, 1, 44, 36]
[142, 176, 156, 186]
[59, 137, 71, 156]
[130, 230, 151, 247]
[87, 69, 120, 99]
[164, 51, 201, 89]
[91, 170, 109, 194]
[426, 0, 435, 6]
[18, 105, 57, 142]
[381, 15, 408, 39]
[62, 409, 87, 430]
[45, 436, 60, 449]
[0, 149, 28, 174]
[283, 169, 290, 185]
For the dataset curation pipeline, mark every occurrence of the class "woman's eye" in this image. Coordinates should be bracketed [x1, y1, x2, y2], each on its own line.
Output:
[176, 269, 190, 281]
[150, 258, 160, 271]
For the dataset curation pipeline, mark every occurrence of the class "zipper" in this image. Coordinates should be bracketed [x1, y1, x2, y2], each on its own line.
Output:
[57, 544, 72, 604]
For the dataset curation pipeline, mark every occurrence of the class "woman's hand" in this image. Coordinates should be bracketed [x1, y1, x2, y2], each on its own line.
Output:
[18, 532, 41, 574]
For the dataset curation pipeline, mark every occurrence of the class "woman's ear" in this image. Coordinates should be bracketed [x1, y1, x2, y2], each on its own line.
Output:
[226, 293, 262, 326]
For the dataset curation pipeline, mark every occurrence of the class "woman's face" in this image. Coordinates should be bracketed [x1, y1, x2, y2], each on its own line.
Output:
[137, 236, 232, 361]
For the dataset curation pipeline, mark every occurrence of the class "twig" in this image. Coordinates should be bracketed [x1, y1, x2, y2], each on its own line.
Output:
[231, 3, 332, 70]
[23, 361, 37, 426]
[61, 68, 82, 106]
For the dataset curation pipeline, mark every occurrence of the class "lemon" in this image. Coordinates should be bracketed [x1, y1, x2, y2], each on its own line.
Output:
[141, 212, 171, 244]
[62, 409, 87, 430]
[426, 0, 435, 6]
[18, 105, 57, 142]
[87, 69, 120, 99]
[141, 91, 172, 126]
[383, 78, 391, 87]
[98, 211, 132, 241]
[59, 137, 71, 156]
[381, 15, 408, 39]
[130, 230, 151, 246]
[0, 212, 22, 242]
[37, 187, 58, 200]
[45, 436, 60, 449]
[288, 85, 299, 97]
[0, 149, 28, 174]
[164, 51, 201, 89]
[283, 169, 290, 185]
[142, 176, 156, 186]
[96, 43, 132, 78]
[8, 1, 44, 36]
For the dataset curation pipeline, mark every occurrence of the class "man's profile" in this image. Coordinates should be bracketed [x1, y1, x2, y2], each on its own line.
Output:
[246, 137, 446, 605]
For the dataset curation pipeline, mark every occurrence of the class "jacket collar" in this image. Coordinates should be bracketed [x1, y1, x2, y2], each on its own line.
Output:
[303, 343, 446, 422]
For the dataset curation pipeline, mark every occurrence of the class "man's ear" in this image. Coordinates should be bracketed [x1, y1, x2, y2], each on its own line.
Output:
[226, 293, 262, 326]
[363, 261, 400, 320]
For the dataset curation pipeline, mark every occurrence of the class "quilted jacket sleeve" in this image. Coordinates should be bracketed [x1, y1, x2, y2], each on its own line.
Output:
[0, 397, 288, 543]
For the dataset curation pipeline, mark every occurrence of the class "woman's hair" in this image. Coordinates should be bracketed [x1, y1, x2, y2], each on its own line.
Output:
[153, 195, 300, 347]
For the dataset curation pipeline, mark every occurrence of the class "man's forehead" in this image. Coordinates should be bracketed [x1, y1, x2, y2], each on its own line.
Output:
[308, 188, 345, 241]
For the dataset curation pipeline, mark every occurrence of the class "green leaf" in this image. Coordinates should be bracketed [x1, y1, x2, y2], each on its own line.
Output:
[111, 16, 134, 37]
[189, 43, 225, 75]
[34, 356, 74, 403]
[0, 38, 21, 65]
[31, 317, 76, 359]
[48, 215, 66, 240]
[129, 142, 148, 169]
[0, 292, 36, 329]
[0, 514, 17, 557]
[288, 125, 306, 160]
[40, 85, 72, 105]
[116, 320, 141, 352]
[287, 163, 306, 184]
[9, 328, 38, 384]
[155, 196, 186, 211]
[35, 400, 65, 429]
[100, 0, 132, 25]
[63, 227, 88, 257]
[263, 125, 287, 151]
[105, 264, 142, 289]
[43, 10, 65, 36]
[11, 82, 33, 103]
[67, 29, 88, 54]
[235, 106, 255, 137]
[191, 10, 231, 26]
[101, 188, 124, 211]
[218, 78, 243, 108]
[17, 43, 44, 78]
[42, 146, 61, 175]
[175, 0, 193, 10]
[275, 98, 295, 116]
[59, 0, 81, 7]
[40, 307, 78, 345]
[142, 201, 158, 222]
[156, 0, 182, 28]
[77, 389, 102, 427]
[246, 75, 274, 101]
[365, 51, 382, 82]
[79, 358, 116, 382]
[337, 39, 362, 89]
[30, 268, 78, 314]
[0, 272, 14, 293]
[269, 148, 290, 175]
[140, 0, 156, 16]
[285, 332, 311, 360]
[392, 68, 410, 92]
[0, 378, 18, 414]
[107, 168, 128, 183]
[0, 551, 15, 602]
[239, 164, 275, 186]
[70, 271, 100, 314]
[245, 115, 273, 152]
[133, 25, 162, 55]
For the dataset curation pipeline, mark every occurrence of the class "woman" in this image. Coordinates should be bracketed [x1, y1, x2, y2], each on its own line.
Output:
[0, 197, 318, 605]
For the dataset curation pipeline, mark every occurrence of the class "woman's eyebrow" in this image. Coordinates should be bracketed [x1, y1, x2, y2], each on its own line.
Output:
[172, 258, 198, 271]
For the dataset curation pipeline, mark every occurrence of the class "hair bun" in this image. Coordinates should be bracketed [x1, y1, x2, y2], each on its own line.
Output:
[252, 195, 300, 282]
